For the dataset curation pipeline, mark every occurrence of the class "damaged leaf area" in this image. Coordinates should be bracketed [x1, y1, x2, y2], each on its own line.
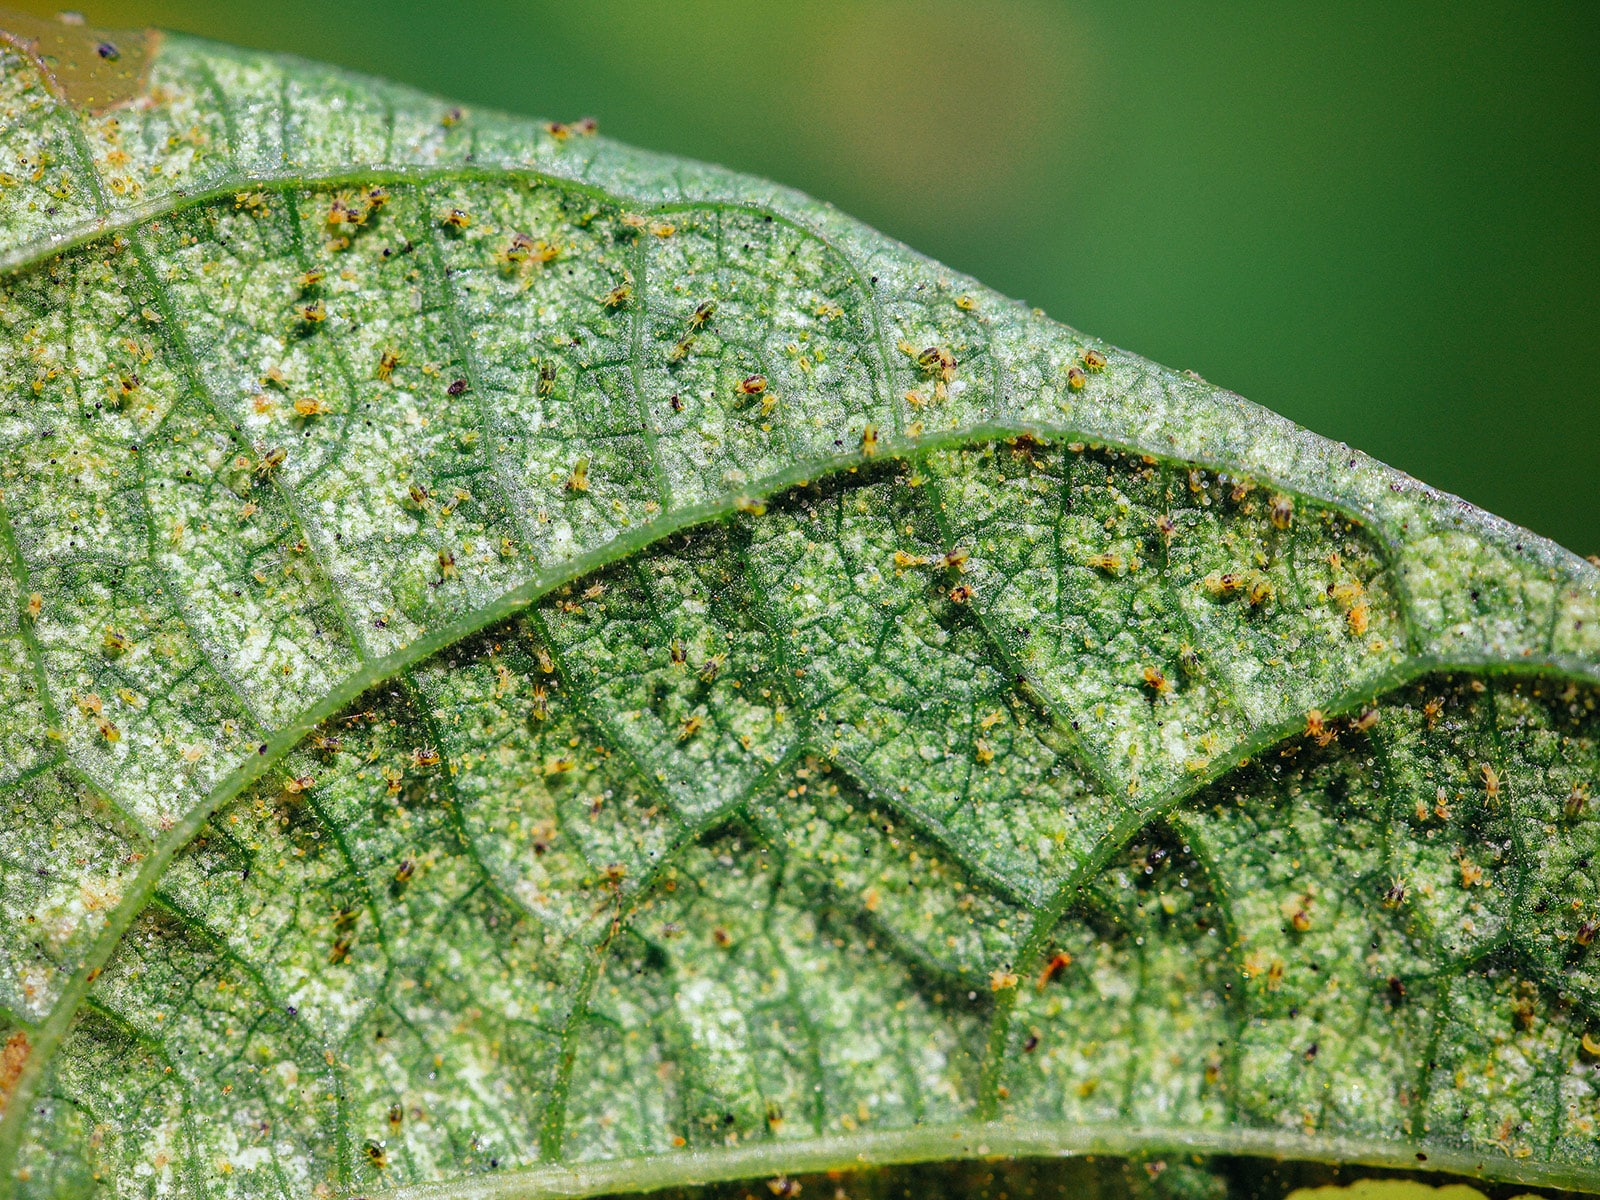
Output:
[0, 18, 1597, 1200]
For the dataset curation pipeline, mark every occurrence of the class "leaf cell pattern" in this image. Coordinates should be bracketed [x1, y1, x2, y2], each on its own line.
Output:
[0, 25, 1595, 1200]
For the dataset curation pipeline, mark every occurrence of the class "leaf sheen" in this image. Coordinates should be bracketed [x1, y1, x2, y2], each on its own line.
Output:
[0, 17, 1597, 1200]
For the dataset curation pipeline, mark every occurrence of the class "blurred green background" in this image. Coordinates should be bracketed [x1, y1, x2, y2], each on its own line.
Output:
[17, 0, 1598, 553]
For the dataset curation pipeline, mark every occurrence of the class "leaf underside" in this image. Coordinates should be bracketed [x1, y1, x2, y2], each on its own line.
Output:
[0, 17, 1596, 1200]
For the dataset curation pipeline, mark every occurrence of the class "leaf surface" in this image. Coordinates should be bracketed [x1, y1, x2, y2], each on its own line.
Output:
[0, 15, 1597, 1200]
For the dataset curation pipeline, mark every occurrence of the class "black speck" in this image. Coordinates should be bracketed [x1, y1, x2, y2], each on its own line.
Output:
[96, 40, 119, 60]
[447, 378, 468, 396]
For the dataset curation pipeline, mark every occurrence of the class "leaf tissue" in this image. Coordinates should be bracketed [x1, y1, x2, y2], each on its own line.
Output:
[0, 15, 1596, 1200]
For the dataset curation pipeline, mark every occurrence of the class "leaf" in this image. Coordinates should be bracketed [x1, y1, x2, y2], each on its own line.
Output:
[0, 14, 1596, 1200]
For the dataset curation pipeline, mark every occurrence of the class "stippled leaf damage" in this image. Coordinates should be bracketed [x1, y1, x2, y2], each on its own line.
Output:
[0, 15, 1597, 1200]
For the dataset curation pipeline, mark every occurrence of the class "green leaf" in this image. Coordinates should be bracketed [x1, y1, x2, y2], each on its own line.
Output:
[0, 15, 1596, 1200]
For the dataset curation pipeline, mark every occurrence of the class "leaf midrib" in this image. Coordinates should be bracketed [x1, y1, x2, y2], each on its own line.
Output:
[3, 410, 1597, 1176]
[2, 74, 1597, 1191]
[359, 1119, 1600, 1200]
